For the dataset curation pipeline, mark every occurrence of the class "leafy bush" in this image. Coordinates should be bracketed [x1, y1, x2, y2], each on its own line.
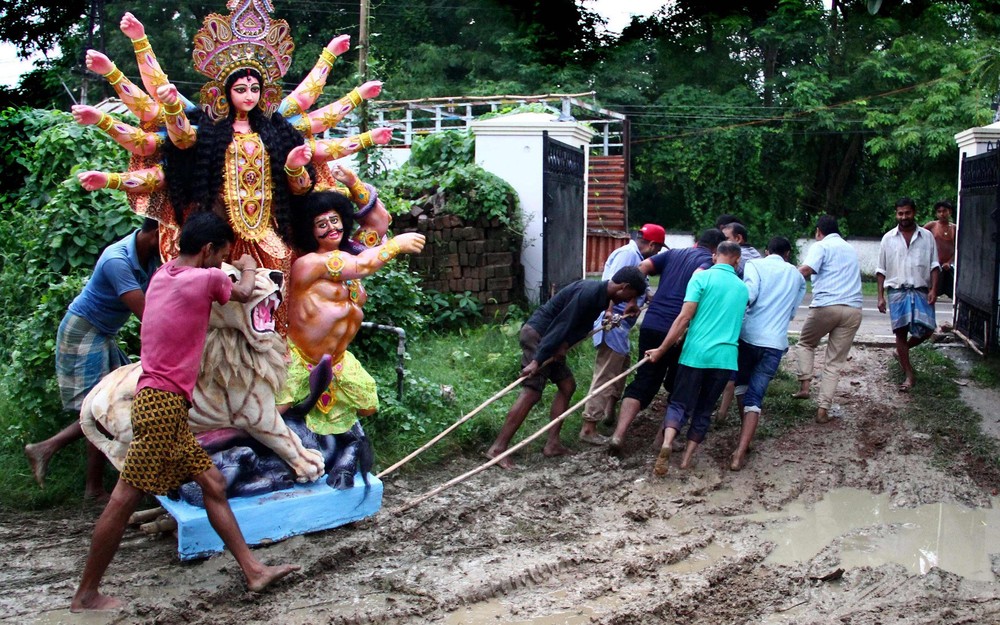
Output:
[375, 130, 522, 230]
[353, 262, 429, 358]
[423, 290, 483, 330]
[0, 108, 141, 450]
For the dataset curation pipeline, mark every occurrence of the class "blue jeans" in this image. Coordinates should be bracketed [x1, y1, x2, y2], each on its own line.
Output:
[734, 340, 785, 414]
[662, 365, 731, 443]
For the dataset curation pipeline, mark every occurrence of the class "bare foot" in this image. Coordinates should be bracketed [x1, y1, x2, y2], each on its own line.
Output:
[730, 450, 747, 471]
[246, 563, 300, 593]
[608, 436, 624, 457]
[485, 449, 515, 470]
[70, 591, 123, 612]
[24, 443, 49, 488]
[898, 378, 914, 393]
[653, 447, 671, 476]
[791, 390, 810, 400]
[542, 443, 573, 458]
[815, 407, 831, 424]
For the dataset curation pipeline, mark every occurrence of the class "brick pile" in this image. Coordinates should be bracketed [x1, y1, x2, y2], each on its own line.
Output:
[393, 211, 524, 318]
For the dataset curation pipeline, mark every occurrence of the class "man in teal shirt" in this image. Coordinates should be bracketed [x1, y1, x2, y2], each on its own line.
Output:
[645, 241, 748, 476]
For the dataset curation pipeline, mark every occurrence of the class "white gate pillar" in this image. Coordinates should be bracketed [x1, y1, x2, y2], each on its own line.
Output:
[471, 113, 595, 304]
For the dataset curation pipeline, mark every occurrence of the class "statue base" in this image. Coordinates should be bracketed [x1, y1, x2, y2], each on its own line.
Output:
[156, 473, 383, 560]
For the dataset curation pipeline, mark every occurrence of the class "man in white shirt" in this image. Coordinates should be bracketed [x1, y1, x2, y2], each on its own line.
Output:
[876, 198, 939, 392]
[789, 215, 863, 424]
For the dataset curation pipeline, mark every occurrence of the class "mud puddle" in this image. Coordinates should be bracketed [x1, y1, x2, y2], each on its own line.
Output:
[444, 596, 595, 625]
[747, 487, 1000, 581]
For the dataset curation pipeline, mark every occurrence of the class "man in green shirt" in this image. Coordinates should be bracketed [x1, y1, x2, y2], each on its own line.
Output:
[645, 241, 748, 476]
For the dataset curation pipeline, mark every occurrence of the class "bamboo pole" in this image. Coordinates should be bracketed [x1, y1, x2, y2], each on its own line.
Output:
[128, 506, 165, 525]
[388, 356, 649, 515]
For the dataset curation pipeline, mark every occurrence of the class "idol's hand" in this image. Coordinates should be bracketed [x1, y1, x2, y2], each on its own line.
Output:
[78, 171, 109, 191]
[369, 127, 393, 145]
[71, 105, 102, 125]
[393, 232, 426, 255]
[327, 35, 350, 56]
[330, 164, 357, 186]
[120, 12, 146, 40]
[85, 50, 113, 75]
[358, 80, 382, 100]
[286, 143, 313, 170]
[156, 84, 180, 105]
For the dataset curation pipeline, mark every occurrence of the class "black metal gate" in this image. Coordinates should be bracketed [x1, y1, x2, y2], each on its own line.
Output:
[541, 132, 585, 303]
[956, 150, 1000, 353]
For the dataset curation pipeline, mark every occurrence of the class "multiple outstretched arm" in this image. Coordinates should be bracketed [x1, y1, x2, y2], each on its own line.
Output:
[73, 12, 392, 199]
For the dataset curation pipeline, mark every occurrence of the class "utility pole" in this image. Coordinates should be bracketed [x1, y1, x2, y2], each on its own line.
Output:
[358, 0, 370, 133]
[81, 0, 107, 105]
[356, 0, 371, 175]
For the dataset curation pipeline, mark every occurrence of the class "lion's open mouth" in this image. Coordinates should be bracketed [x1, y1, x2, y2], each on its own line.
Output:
[251, 292, 281, 333]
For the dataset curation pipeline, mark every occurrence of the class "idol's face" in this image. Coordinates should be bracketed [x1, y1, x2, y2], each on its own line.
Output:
[313, 211, 344, 251]
[230, 75, 261, 114]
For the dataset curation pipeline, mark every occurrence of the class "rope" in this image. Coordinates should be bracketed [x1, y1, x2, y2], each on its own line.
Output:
[377, 303, 647, 478]
[387, 356, 649, 516]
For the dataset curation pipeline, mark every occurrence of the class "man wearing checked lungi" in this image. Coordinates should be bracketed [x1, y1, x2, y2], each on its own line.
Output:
[876, 197, 940, 393]
[71, 213, 298, 612]
[25, 218, 160, 499]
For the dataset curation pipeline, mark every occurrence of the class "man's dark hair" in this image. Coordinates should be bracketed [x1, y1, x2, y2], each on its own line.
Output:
[724, 222, 749, 243]
[895, 197, 916, 211]
[714, 214, 743, 229]
[933, 200, 954, 212]
[140, 217, 159, 233]
[716, 241, 742, 258]
[697, 228, 727, 251]
[766, 236, 792, 257]
[290, 191, 356, 254]
[816, 215, 839, 236]
[611, 266, 647, 294]
[178, 212, 234, 255]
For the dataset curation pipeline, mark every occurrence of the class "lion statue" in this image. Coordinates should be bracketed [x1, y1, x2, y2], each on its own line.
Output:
[80, 264, 327, 483]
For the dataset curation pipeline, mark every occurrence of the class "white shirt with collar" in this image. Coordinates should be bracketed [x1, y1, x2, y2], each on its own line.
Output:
[876, 225, 940, 289]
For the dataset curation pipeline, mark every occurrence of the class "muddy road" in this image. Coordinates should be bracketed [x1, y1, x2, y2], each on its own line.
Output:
[4, 345, 1000, 625]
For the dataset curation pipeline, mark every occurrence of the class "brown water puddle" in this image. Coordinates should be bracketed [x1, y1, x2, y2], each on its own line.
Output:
[746, 487, 1000, 581]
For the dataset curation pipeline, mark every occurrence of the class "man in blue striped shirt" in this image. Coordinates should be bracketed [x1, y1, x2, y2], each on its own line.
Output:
[731, 237, 806, 470]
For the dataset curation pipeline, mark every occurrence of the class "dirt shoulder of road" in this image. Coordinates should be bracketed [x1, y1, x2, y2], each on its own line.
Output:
[3, 344, 999, 625]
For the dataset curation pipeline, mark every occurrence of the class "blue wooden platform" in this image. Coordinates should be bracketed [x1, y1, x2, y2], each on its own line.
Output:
[157, 473, 383, 560]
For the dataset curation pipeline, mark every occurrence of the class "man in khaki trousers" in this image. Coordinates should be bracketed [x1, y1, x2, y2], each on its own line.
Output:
[790, 215, 863, 424]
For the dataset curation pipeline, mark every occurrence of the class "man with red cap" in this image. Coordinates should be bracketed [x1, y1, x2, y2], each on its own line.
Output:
[579, 224, 665, 444]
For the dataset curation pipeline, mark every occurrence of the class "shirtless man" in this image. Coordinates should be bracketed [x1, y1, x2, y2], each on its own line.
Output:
[280, 191, 425, 435]
[923, 200, 956, 300]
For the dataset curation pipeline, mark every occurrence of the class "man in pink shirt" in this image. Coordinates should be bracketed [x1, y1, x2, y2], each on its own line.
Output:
[72, 213, 299, 612]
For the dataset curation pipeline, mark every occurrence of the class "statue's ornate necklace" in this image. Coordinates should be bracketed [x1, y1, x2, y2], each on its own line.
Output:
[224, 132, 272, 242]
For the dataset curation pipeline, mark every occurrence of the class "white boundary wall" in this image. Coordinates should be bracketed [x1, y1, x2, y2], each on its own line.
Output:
[659, 233, 884, 277]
